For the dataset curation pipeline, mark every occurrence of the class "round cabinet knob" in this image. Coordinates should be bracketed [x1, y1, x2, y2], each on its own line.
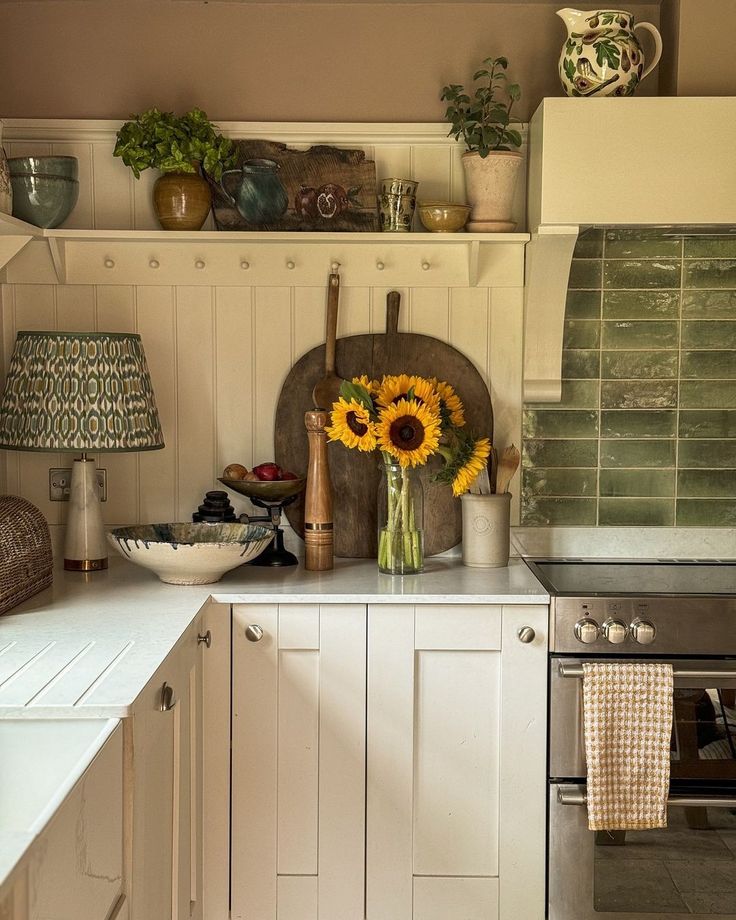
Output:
[149, 258, 160, 269]
[421, 261, 431, 271]
[197, 630, 212, 648]
[104, 257, 115, 268]
[245, 624, 264, 642]
[517, 626, 536, 644]
[376, 260, 385, 271]
[574, 617, 600, 644]
[631, 619, 656, 645]
[286, 260, 295, 270]
[195, 259, 206, 270]
[603, 619, 628, 644]
[240, 260, 250, 270]
[331, 261, 340, 272]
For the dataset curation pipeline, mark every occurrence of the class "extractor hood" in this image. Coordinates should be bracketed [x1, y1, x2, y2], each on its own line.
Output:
[523, 97, 736, 403]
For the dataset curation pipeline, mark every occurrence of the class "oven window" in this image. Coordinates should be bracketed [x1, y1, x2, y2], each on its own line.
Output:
[594, 805, 736, 913]
[672, 688, 736, 778]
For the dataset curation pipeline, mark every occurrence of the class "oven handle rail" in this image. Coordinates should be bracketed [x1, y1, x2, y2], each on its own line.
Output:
[558, 663, 736, 681]
[557, 785, 736, 809]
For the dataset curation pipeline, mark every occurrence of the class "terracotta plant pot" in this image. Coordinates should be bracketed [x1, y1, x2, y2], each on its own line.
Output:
[153, 171, 211, 231]
[461, 151, 523, 232]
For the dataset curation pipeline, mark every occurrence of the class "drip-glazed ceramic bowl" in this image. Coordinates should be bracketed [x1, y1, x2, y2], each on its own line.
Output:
[417, 201, 471, 233]
[108, 522, 273, 584]
[8, 156, 79, 228]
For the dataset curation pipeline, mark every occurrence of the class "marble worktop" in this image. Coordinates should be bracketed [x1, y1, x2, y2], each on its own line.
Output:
[0, 554, 548, 717]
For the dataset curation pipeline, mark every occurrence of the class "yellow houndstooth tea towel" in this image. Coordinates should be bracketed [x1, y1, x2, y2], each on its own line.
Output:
[582, 662, 673, 831]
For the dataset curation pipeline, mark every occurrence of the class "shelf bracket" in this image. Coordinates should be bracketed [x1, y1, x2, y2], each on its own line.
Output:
[522, 224, 579, 403]
[48, 237, 67, 283]
[0, 235, 33, 273]
[468, 240, 480, 287]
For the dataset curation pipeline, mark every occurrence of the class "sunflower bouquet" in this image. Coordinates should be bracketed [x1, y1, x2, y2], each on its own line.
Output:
[326, 373, 491, 574]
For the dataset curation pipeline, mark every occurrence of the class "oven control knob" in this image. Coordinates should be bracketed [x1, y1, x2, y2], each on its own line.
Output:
[574, 617, 600, 644]
[602, 619, 628, 644]
[631, 619, 656, 645]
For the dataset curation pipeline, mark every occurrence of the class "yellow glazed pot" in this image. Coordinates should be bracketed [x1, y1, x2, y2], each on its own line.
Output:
[153, 171, 211, 231]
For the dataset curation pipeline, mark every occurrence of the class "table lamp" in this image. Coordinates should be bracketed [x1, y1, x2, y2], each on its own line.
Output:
[0, 331, 164, 571]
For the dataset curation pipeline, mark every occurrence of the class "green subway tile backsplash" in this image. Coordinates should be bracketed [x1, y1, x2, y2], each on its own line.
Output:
[521, 227, 736, 527]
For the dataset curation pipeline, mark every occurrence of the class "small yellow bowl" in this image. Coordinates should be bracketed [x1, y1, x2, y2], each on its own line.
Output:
[418, 201, 471, 233]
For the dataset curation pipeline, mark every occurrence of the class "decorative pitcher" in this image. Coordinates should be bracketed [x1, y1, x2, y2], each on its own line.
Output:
[219, 158, 289, 225]
[557, 8, 662, 97]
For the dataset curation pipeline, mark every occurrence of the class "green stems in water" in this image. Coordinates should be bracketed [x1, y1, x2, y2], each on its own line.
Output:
[378, 460, 423, 575]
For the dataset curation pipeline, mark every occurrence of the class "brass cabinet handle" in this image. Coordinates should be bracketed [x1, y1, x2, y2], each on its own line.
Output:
[245, 624, 264, 643]
[160, 682, 177, 711]
[197, 630, 212, 648]
[517, 626, 536, 644]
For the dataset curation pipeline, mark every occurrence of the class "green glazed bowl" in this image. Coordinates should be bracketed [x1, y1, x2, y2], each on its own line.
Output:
[8, 156, 79, 180]
[9, 174, 79, 228]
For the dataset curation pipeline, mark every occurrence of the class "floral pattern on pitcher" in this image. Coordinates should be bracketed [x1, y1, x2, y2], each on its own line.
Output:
[557, 8, 663, 97]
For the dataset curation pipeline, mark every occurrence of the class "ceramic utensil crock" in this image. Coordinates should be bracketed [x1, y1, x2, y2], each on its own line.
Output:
[461, 492, 511, 568]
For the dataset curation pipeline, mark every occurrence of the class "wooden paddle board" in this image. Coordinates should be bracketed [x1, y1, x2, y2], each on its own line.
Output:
[274, 293, 493, 558]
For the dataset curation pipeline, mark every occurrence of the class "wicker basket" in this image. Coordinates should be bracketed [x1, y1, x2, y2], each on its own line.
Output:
[0, 495, 53, 616]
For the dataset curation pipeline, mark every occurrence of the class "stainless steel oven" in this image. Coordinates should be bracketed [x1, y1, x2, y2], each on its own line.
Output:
[525, 560, 736, 920]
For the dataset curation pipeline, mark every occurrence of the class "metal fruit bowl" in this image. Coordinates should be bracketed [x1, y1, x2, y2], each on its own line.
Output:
[108, 522, 273, 585]
[218, 477, 306, 502]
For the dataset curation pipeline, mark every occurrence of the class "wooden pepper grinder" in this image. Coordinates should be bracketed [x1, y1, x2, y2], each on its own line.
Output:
[304, 409, 333, 571]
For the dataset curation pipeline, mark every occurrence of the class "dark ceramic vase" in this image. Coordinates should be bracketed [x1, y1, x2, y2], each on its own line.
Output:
[153, 171, 211, 231]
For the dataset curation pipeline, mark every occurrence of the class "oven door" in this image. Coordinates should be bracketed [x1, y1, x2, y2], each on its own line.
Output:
[549, 783, 736, 920]
[550, 658, 736, 781]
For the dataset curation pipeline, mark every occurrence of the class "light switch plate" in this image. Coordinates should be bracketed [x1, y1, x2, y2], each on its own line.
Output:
[49, 468, 107, 502]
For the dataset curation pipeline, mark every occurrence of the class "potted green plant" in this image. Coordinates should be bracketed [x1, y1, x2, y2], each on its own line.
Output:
[113, 108, 236, 230]
[441, 57, 523, 232]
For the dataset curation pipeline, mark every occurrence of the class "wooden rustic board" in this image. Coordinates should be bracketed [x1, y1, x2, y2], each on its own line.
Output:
[210, 140, 379, 232]
[274, 294, 494, 558]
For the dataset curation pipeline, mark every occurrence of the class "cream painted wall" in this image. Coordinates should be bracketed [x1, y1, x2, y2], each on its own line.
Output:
[660, 0, 736, 95]
[0, 1, 661, 123]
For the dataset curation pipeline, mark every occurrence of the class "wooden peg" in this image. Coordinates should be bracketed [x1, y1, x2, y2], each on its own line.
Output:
[304, 409, 333, 571]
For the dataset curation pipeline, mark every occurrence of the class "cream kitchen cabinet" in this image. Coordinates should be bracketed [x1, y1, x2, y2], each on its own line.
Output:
[231, 601, 547, 920]
[128, 611, 209, 920]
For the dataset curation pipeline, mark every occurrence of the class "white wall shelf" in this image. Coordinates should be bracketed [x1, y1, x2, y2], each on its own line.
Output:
[3, 229, 529, 288]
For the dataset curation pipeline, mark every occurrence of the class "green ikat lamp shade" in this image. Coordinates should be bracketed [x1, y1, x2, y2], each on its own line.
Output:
[0, 331, 164, 572]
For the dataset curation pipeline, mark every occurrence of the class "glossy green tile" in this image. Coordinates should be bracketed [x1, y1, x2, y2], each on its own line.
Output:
[523, 439, 599, 468]
[600, 380, 677, 409]
[599, 469, 674, 498]
[684, 237, 736, 258]
[605, 230, 682, 259]
[521, 497, 597, 526]
[598, 499, 674, 526]
[564, 320, 600, 349]
[677, 469, 736, 498]
[604, 259, 681, 289]
[600, 439, 676, 468]
[601, 410, 676, 439]
[566, 290, 601, 319]
[679, 410, 736, 439]
[682, 291, 736, 318]
[680, 350, 736, 379]
[569, 259, 602, 289]
[602, 320, 678, 349]
[676, 499, 736, 526]
[678, 440, 736, 468]
[523, 468, 598, 497]
[603, 290, 680, 320]
[684, 259, 736, 289]
[679, 380, 736, 409]
[601, 351, 678, 379]
[562, 349, 600, 379]
[522, 409, 598, 439]
[574, 228, 604, 259]
[527, 380, 599, 410]
[681, 321, 736, 349]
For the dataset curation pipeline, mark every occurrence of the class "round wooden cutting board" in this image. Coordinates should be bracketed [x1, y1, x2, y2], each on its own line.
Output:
[274, 293, 493, 558]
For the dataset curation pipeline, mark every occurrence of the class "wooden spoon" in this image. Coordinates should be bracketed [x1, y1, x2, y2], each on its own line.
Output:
[495, 444, 521, 495]
[312, 272, 343, 409]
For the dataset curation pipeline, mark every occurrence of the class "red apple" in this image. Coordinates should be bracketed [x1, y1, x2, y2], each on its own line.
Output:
[252, 462, 281, 481]
[281, 471, 298, 480]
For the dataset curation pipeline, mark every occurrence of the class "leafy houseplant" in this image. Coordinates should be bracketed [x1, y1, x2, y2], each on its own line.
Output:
[113, 108, 236, 230]
[441, 57, 523, 231]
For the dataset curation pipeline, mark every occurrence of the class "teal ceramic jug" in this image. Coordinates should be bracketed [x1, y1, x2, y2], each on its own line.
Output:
[219, 158, 289, 225]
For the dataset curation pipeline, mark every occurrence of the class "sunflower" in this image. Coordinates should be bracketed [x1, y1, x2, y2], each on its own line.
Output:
[375, 374, 441, 417]
[351, 375, 379, 396]
[376, 398, 441, 468]
[431, 378, 466, 429]
[326, 398, 377, 452]
[451, 436, 491, 497]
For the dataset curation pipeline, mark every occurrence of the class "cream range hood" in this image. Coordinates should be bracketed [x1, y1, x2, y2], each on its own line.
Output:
[524, 97, 736, 403]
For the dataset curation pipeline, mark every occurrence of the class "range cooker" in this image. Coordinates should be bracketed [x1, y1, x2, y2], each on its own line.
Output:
[525, 559, 736, 920]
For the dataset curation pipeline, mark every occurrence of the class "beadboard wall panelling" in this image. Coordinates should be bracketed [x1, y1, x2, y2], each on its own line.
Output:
[521, 228, 736, 527]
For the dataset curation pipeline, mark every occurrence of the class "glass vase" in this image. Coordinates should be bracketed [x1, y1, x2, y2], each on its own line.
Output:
[377, 458, 424, 575]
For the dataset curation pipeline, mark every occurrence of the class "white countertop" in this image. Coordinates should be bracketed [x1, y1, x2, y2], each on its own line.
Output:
[0, 554, 548, 717]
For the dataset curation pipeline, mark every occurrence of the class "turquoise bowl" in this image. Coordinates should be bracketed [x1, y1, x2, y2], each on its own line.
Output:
[9, 174, 79, 228]
[8, 156, 78, 180]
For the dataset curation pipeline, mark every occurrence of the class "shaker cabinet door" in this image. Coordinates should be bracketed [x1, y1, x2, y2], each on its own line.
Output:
[366, 603, 547, 920]
[231, 604, 366, 920]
